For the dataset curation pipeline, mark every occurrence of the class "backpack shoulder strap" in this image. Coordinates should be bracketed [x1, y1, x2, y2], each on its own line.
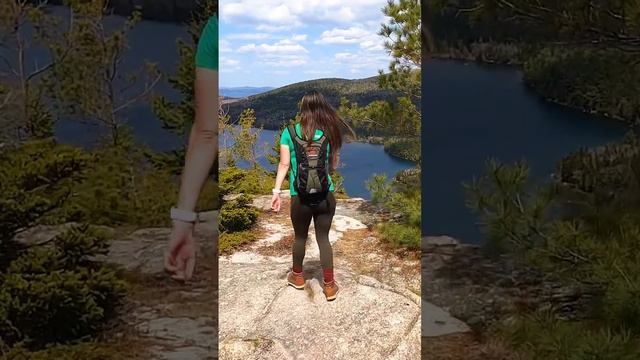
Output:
[287, 124, 298, 139]
[290, 124, 313, 146]
[288, 124, 307, 162]
[290, 124, 329, 146]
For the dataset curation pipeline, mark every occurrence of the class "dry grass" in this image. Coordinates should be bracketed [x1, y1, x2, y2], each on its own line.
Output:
[335, 228, 420, 279]
[256, 233, 295, 256]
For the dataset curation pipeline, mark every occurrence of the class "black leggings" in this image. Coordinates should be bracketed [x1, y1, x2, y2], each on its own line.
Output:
[290, 192, 336, 270]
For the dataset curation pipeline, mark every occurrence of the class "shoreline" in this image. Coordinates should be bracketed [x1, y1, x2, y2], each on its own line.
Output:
[428, 54, 635, 126]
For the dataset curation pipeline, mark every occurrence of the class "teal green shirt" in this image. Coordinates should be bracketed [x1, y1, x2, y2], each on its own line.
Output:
[280, 123, 334, 197]
[195, 16, 218, 70]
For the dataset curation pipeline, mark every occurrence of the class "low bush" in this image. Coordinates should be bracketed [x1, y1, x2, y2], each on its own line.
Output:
[467, 158, 640, 356]
[367, 169, 421, 250]
[219, 195, 259, 232]
[219, 166, 272, 196]
[219, 231, 258, 254]
[497, 311, 640, 359]
[376, 222, 421, 250]
[0, 224, 127, 349]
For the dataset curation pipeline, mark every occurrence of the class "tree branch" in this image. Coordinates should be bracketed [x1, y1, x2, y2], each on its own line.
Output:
[0, 91, 13, 109]
[112, 73, 162, 114]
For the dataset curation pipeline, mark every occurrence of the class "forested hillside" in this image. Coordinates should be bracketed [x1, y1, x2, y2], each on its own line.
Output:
[224, 77, 396, 130]
[426, 0, 640, 124]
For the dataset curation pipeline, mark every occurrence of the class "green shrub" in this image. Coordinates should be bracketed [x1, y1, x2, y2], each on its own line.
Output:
[219, 231, 258, 254]
[368, 172, 421, 228]
[0, 139, 89, 240]
[55, 145, 176, 227]
[219, 166, 272, 196]
[0, 224, 127, 348]
[367, 170, 421, 250]
[330, 171, 348, 198]
[376, 222, 421, 250]
[43, 140, 220, 227]
[497, 311, 640, 359]
[219, 196, 259, 232]
[467, 158, 640, 352]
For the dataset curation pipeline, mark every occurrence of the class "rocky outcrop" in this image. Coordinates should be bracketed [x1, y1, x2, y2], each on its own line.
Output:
[422, 236, 597, 330]
[219, 194, 423, 360]
[105, 211, 220, 360]
[11, 212, 220, 359]
[421, 235, 600, 359]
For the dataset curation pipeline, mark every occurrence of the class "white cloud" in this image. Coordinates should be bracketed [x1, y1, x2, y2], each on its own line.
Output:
[221, 58, 240, 67]
[233, 36, 310, 68]
[220, 0, 394, 84]
[291, 34, 308, 42]
[237, 38, 309, 54]
[220, 57, 242, 73]
[316, 27, 384, 51]
[333, 51, 388, 73]
[256, 24, 295, 33]
[260, 56, 308, 67]
[220, 0, 386, 30]
[226, 33, 272, 40]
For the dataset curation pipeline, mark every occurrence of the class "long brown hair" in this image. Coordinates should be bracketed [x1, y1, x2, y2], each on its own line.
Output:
[299, 91, 355, 172]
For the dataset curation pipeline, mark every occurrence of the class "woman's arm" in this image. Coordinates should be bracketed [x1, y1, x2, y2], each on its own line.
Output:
[274, 144, 290, 191]
[176, 68, 218, 211]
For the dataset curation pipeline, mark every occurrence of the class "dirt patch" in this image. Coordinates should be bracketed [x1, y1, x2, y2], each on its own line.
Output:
[256, 233, 295, 257]
[334, 228, 420, 293]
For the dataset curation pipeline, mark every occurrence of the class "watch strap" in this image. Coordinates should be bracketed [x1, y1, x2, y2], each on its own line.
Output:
[170, 207, 198, 223]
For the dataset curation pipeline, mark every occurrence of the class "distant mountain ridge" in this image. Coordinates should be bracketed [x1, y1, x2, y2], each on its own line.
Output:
[225, 76, 395, 130]
[220, 87, 275, 98]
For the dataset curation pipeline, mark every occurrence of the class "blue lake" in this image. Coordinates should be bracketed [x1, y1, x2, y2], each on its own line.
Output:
[422, 59, 627, 243]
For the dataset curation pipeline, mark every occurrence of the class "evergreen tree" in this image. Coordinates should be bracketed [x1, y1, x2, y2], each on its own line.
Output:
[359, 0, 422, 248]
[47, 0, 161, 147]
[151, 1, 217, 173]
[0, 0, 67, 140]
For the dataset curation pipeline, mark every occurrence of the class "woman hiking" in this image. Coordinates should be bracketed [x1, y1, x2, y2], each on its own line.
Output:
[164, 15, 218, 281]
[271, 91, 355, 301]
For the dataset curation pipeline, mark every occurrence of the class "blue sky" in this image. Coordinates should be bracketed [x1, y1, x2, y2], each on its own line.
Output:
[219, 0, 393, 88]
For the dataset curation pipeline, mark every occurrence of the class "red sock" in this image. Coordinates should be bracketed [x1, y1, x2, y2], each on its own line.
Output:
[323, 268, 334, 283]
[292, 265, 303, 274]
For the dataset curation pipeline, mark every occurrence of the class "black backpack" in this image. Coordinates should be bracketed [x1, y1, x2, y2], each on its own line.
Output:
[288, 124, 331, 200]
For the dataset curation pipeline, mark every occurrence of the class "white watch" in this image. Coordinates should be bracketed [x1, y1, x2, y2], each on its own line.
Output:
[272, 189, 282, 194]
[170, 207, 198, 223]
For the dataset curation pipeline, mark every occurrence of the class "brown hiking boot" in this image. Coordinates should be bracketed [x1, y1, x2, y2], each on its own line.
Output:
[287, 271, 305, 290]
[322, 280, 339, 301]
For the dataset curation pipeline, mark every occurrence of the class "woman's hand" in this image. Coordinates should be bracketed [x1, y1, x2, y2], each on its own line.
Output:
[271, 193, 281, 213]
[164, 220, 198, 282]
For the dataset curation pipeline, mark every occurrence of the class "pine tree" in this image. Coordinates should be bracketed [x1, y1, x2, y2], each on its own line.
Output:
[0, 0, 66, 140]
[151, 1, 217, 173]
[46, 0, 160, 148]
